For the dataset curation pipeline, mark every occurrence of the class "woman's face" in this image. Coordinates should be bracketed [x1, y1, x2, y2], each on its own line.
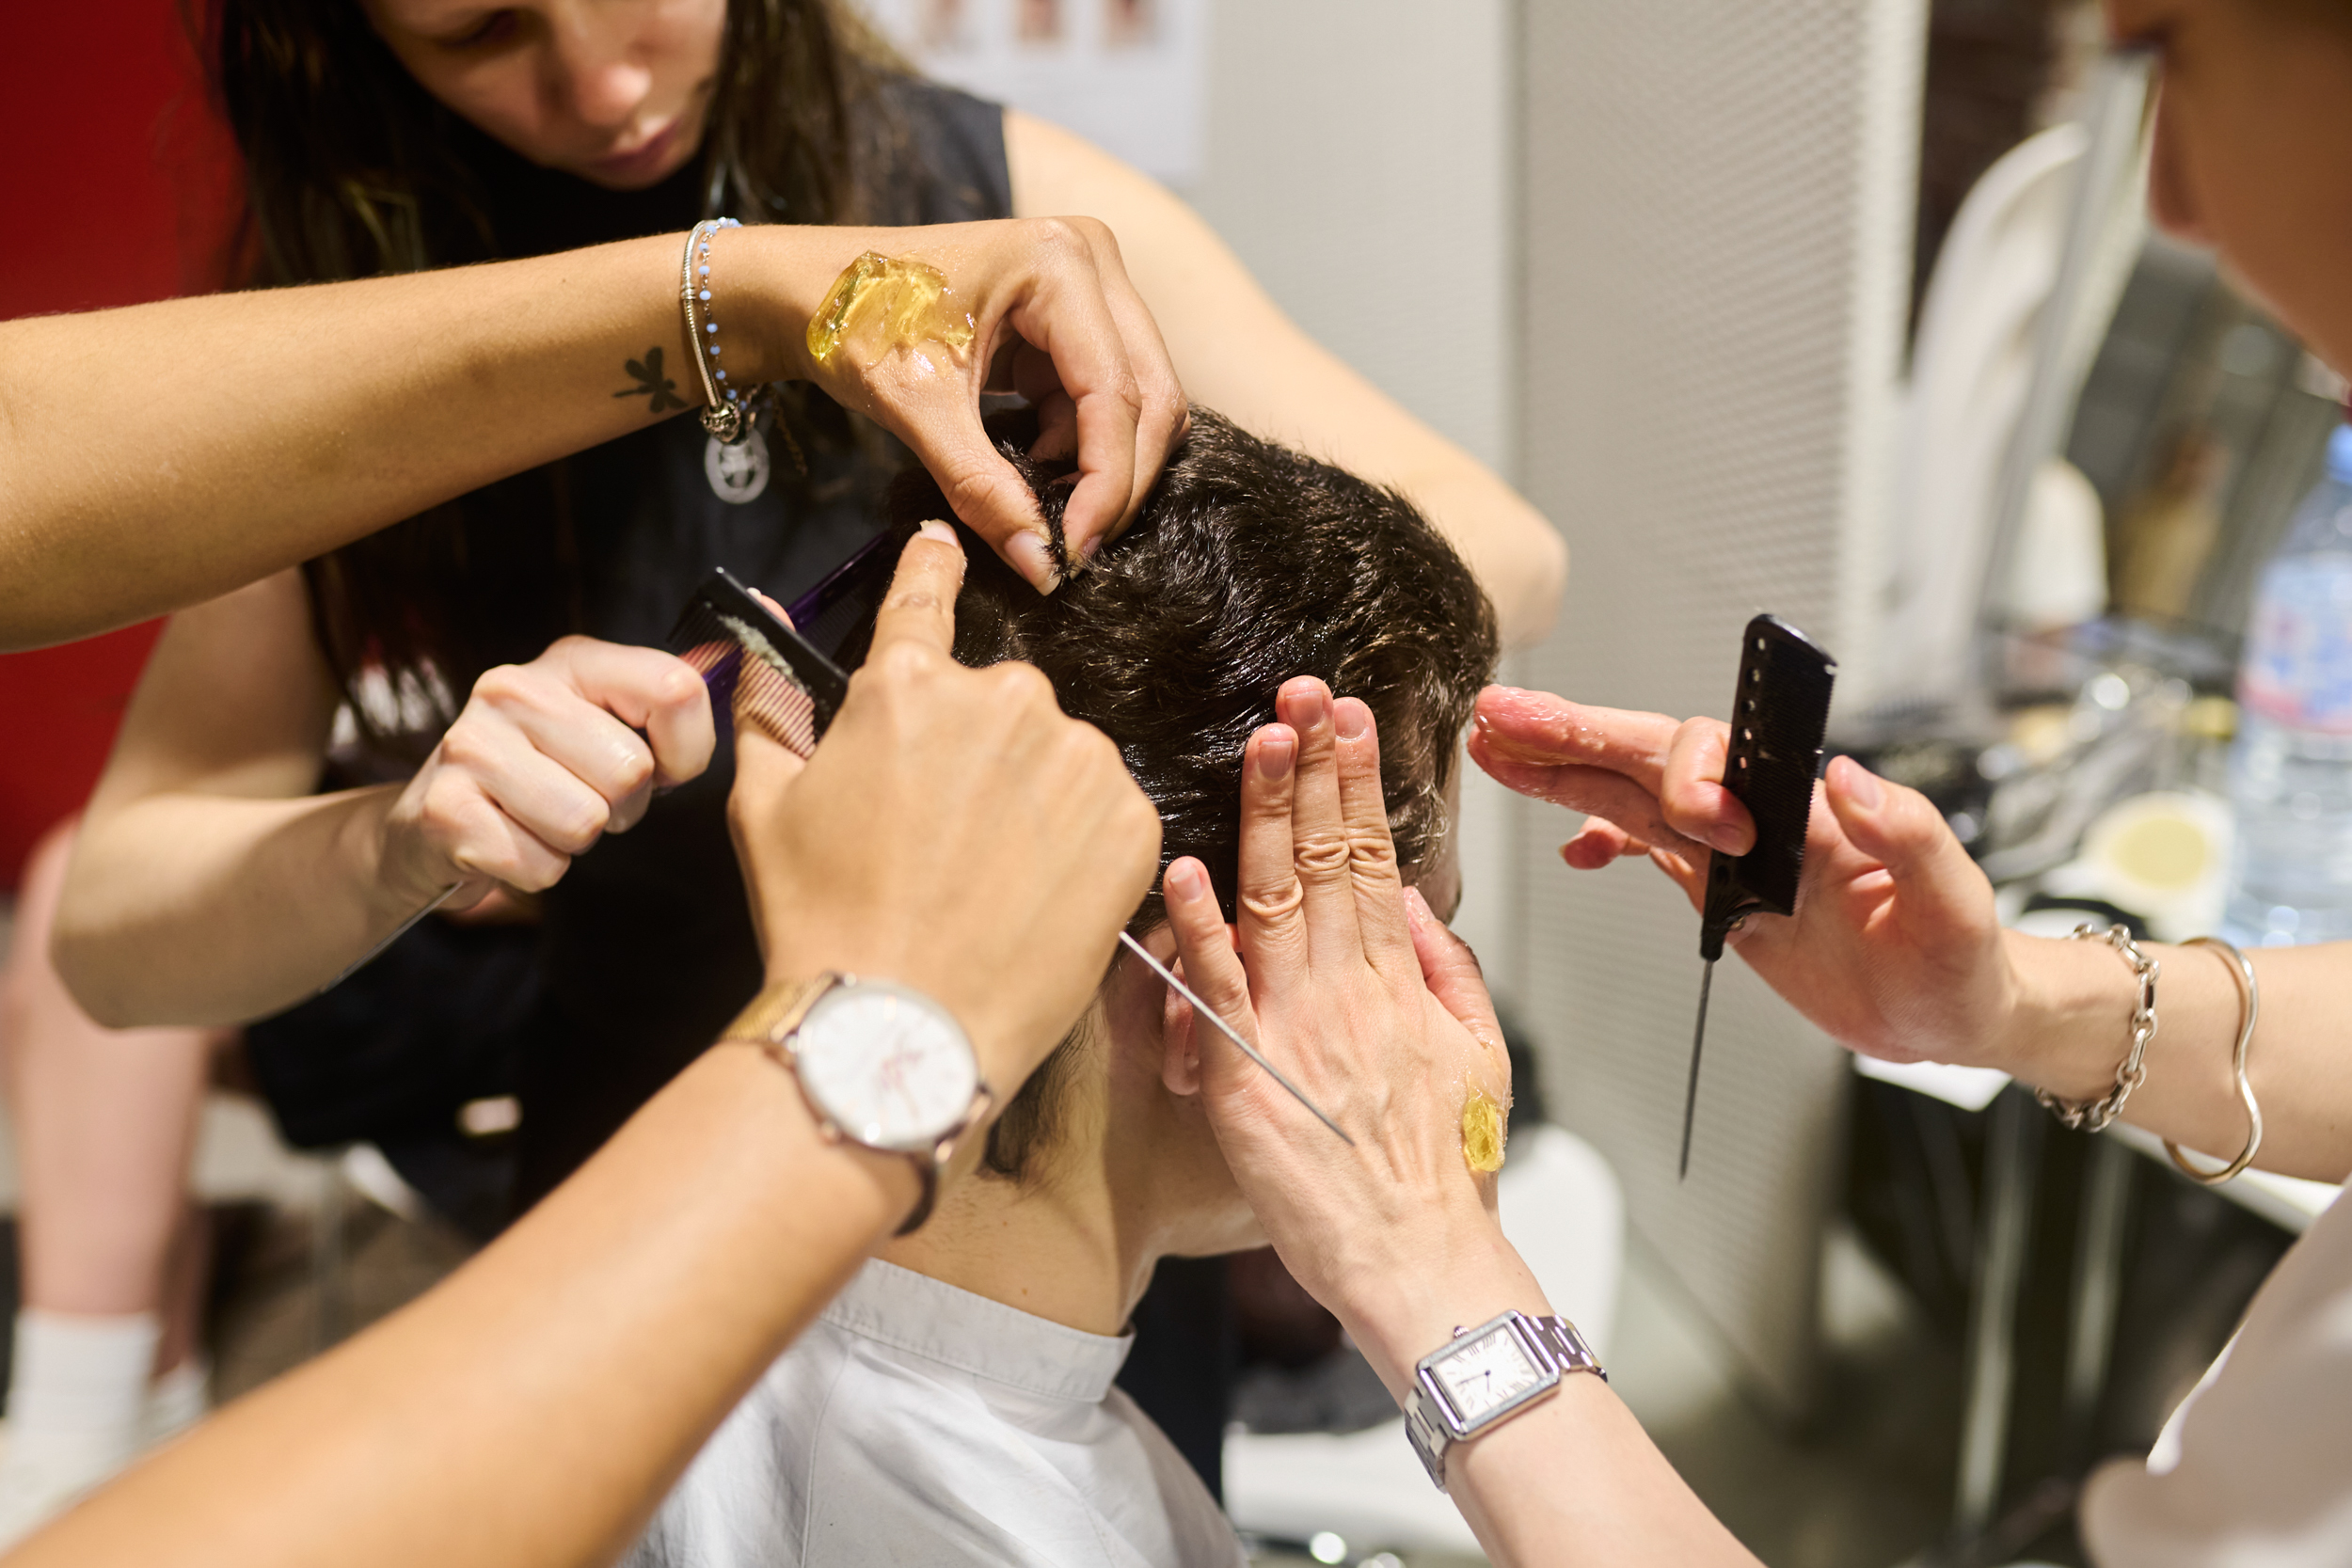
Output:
[360, 0, 726, 190]
[2107, 0, 2352, 370]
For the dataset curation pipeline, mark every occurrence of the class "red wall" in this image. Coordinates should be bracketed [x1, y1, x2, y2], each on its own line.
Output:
[0, 3, 241, 890]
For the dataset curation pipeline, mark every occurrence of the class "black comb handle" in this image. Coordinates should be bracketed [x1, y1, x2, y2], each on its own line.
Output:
[1700, 616, 1837, 958]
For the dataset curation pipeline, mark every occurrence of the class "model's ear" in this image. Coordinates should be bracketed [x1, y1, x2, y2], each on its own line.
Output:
[1159, 956, 1204, 1098]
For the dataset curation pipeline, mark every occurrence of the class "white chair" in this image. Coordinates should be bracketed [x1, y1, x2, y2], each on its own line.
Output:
[1881, 123, 2090, 702]
[1222, 1124, 1624, 1556]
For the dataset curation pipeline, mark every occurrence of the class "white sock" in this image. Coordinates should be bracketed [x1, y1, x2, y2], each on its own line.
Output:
[0, 1310, 161, 1542]
[142, 1354, 210, 1446]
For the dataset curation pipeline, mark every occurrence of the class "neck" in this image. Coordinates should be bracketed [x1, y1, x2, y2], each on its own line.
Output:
[880, 1097, 1171, 1338]
[880, 960, 1235, 1336]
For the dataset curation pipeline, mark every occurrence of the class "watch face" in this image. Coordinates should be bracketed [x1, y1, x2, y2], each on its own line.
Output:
[793, 982, 979, 1152]
[1431, 1324, 1546, 1426]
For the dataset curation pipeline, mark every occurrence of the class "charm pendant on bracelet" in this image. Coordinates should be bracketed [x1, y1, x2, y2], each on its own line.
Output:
[704, 425, 771, 504]
[679, 217, 776, 504]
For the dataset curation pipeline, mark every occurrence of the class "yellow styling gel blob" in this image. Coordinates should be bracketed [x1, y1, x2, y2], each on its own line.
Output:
[806, 251, 977, 368]
[1461, 1085, 1506, 1174]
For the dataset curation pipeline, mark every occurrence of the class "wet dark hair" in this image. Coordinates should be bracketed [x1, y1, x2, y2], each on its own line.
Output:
[201, 0, 914, 752]
[881, 409, 1499, 1180]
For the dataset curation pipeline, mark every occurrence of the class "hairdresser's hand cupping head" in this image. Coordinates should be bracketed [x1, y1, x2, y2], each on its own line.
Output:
[728, 522, 1161, 1091]
[1163, 678, 1537, 1398]
[381, 639, 714, 911]
[787, 218, 1188, 593]
[1470, 684, 2012, 1069]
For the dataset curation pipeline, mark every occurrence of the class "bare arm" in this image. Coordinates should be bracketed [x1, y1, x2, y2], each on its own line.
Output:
[12, 531, 1163, 1568]
[1473, 689, 2352, 1181]
[0, 217, 1188, 647]
[1167, 682, 1753, 1566]
[56, 571, 717, 1028]
[53, 570, 379, 1026]
[8, 1046, 911, 1568]
[1004, 112, 1567, 646]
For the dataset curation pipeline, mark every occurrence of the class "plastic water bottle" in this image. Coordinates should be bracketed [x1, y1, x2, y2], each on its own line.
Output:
[2225, 423, 2352, 945]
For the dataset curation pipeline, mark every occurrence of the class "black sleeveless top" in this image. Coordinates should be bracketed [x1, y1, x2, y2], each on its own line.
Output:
[469, 82, 1013, 1205]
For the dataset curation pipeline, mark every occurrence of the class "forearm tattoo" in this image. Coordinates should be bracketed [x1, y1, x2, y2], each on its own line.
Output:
[614, 346, 686, 412]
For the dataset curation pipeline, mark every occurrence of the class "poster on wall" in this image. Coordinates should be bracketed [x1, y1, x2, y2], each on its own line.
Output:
[854, 0, 1209, 188]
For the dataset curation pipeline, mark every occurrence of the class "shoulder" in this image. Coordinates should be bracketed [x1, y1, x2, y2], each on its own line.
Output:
[861, 75, 1010, 224]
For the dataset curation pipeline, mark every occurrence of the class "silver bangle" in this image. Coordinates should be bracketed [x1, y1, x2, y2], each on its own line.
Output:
[679, 218, 769, 445]
[2166, 937, 2263, 1184]
[2034, 923, 2158, 1132]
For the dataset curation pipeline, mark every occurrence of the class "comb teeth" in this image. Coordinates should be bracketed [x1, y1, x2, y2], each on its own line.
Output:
[667, 568, 849, 760]
[673, 606, 821, 757]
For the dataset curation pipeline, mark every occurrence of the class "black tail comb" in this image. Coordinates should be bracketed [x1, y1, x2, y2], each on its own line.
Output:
[667, 567, 850, 758]
[1681, 613, 1836, 1180]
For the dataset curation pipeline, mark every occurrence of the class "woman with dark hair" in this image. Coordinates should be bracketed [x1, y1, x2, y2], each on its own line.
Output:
[17, 0, 1563, 1537]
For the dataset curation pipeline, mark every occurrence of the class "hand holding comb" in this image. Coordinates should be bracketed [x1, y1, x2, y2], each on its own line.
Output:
[1679, 615, 1836, 1180]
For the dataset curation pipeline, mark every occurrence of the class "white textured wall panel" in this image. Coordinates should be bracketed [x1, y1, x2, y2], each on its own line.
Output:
[1189, 0, 1516, 474]
[1516, 0, 1923, 1412]
[1188, 0, 1521, 955]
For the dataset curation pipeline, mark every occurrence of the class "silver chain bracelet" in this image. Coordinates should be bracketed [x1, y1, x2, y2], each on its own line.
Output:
[2034, 923, 2158, 1132]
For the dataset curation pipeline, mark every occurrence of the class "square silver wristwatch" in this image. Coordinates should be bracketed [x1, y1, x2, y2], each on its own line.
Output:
[1404, 1310, 1606, 1490]
[722, 973, 992, 1235]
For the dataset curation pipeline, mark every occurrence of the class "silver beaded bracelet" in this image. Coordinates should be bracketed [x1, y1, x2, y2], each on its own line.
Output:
[679, 218, 769, 445]
[2034, 923, 2158, 1132]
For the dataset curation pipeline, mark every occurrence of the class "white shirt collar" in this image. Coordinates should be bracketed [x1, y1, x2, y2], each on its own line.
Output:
[820, 1259, 1135, 1404]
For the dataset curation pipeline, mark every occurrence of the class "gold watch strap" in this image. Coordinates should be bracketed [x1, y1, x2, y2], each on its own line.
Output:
[717, 972, 944, 1237]
[720, 974, 834, 1046]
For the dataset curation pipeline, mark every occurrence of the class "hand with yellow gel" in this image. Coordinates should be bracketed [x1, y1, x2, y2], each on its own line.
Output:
[806, 251, 976, 370]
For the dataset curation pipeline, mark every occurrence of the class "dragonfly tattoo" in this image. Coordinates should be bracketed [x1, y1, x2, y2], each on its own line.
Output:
[614, 346, 686, 412]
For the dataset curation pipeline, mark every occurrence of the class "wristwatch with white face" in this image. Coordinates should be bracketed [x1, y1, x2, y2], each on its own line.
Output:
[1404, 1310, 1606, 1490]
[722, 974, 991, 1234]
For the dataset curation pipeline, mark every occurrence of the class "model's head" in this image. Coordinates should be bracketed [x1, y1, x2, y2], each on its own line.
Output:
[2106, 0, 2352, 370]
[880, 408, 1498, 1238]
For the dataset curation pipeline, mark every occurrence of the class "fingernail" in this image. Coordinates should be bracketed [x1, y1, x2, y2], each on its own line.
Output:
[1708, 823, 1748, 854]
[1257, 732, 1295, 781]
[1005, 531, 1060, 593]
[917, 519, 959, 547]
[1402, 886, 1431, 928]
[1334, 700, 1370, 741]
[1286, 683, 1327, 731]
[1077, 529, 1105, 562]
[1167, 860, 1207, 900]
[1835, 755, 1882, 810]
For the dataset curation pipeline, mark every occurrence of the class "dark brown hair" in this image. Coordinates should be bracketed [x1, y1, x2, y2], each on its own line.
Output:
[202, 0, 906, 748]
[882, 410, 1500, 1180]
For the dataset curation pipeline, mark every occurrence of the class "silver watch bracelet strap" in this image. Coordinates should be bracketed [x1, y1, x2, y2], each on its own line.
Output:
[1523, 1313, 1607, 1382]
[1405, 1389, 1453, 1489]
[1406, 1314, 1605, 1491]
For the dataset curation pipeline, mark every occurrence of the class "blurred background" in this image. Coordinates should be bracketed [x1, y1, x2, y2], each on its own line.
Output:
[3, 2, 2346, 1566]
